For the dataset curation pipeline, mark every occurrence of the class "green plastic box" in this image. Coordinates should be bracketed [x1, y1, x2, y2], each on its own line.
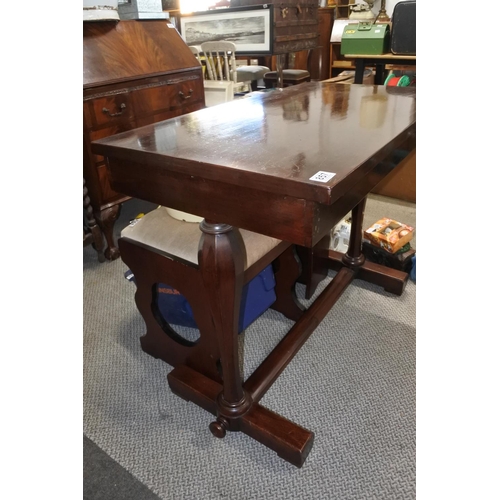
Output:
[340, 22, 390, 55]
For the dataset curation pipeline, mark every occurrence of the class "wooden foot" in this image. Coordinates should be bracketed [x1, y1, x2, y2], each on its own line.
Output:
[167, 268, 355, 467]
[168, 365, 314, 468]
[241, 404, 314, 468]
[328, 250, 408, 295]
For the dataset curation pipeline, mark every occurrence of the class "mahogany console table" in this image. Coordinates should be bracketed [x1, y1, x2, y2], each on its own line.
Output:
[92, 82, 416, 467]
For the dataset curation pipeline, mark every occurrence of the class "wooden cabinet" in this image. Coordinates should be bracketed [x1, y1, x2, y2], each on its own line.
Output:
[329, 42, 355, 77]
[334, 0, 351, 19]
[247, 7, 334, 81]
[83, 20, 205, 260]
[308, 7, 335, 80]
[231, 0, 319, 55]
[328, 0, 355, 78]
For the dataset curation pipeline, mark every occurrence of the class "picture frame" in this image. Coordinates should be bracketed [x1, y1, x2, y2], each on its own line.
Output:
[179, 5, 273, 55]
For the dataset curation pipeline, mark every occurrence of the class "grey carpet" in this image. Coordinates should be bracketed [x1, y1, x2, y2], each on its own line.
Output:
[83, 194, 416, 500]
[84, 435, 162, 500]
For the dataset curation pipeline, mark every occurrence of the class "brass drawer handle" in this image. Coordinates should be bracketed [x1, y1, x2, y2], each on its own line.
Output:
[102, 103, 127, 117]
[179, 89, 193, 100]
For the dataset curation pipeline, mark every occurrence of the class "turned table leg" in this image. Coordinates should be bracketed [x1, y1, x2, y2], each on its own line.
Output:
[327, 197, 409, 295]
[198, 220, 253, 436]
[342, 197, 367, 269]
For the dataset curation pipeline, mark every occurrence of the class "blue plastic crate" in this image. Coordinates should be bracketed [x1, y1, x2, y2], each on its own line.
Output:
[125, 265, 276, 333]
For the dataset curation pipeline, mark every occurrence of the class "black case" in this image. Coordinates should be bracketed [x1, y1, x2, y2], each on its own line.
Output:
[391, 1, 416, 55]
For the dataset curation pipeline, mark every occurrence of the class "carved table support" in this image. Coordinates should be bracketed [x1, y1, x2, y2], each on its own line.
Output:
[168, 263, 355, 467]
[271, 245, 305, 321]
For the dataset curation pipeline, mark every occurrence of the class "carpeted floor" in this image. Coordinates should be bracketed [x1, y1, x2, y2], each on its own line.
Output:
[83, 194, 416, 500]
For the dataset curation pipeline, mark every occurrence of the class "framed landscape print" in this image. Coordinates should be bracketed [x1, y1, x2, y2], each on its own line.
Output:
[179, 5, 273, 55]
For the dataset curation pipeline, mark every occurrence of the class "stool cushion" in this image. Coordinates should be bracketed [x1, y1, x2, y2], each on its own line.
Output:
[264, 69, 310, 81]
[236, 65, 270, 82]
[121, 206, 281, 270]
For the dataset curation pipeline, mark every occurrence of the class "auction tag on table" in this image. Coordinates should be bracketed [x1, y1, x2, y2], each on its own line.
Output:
[309, 171, 336, 182]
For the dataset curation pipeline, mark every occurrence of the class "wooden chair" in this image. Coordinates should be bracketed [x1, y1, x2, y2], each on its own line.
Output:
[200, 41, 247, 93]
[200, 41, 269, 93]
[188, 45, 203, 65]
[189, 44, 235, 107]
[202, 80, 235, 107]
[188, 45, 205, 78]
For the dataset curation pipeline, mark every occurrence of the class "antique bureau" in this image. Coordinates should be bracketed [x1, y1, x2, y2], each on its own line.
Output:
[83, 19, 205, 260]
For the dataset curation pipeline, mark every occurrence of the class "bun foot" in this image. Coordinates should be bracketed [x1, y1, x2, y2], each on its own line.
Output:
[209, 418, 228, 438]
[105, 245, 121, 261]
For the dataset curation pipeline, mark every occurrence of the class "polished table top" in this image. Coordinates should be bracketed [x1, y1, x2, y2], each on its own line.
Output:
[92, 82, 416, 246]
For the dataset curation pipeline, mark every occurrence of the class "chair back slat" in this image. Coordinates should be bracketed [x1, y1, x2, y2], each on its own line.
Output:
[200, 41, 238, 84]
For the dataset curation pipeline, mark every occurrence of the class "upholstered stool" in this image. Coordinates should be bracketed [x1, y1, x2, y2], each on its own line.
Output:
[236, 65, 270, 91]
[118, 206, 303, 382]
[122, 206, 282, 269]
[263, 69, 311, 89]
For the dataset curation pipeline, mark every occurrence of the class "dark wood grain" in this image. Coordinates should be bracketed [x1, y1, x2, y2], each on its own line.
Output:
[94, 82, 416, 467]
[308, 7, 336, 80]
[93, 83, 415, 246]
[230, 0, 319, 55]
[83, 20, 205, 260]
[83, 20, 202, 88]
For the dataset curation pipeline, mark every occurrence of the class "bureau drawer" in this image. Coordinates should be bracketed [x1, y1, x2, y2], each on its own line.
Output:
[130, 74, 204, 119]
[85, 92, 134, 128]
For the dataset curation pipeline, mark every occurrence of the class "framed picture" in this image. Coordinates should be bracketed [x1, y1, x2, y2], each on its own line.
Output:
[179, 5, 273, 55]
[161, 0, 178, 10]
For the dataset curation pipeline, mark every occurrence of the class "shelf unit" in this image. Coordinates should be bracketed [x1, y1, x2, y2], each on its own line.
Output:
[333, 0, 352, 19]
[329, 1, 355, 78]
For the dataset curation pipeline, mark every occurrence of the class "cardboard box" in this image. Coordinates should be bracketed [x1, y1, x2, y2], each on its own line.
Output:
[362, 241, 415, 272]
[363, 218, 414, 254]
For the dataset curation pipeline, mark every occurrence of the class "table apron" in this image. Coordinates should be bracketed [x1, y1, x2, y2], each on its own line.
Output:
[105, 141, 415, 247]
